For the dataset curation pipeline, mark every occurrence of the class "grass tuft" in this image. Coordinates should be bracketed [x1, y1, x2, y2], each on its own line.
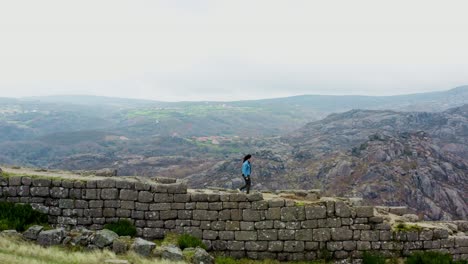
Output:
[177, 233, 207, 250]
[103, 220, 137, 237]
[406, 251, 468, 264]
[363, 251, 386, 264]
[0, 201, 48, 231]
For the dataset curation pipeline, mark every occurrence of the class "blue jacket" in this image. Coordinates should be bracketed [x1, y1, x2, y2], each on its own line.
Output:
[242, 161, 251, 177]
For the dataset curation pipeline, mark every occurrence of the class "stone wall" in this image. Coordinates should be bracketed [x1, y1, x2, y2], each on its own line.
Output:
[0, 174, 467, 261]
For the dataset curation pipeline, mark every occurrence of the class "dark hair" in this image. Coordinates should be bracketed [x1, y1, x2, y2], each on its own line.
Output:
[243, 154, 252, 163]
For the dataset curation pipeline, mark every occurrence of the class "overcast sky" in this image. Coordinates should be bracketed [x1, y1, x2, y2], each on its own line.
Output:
[1, 0, 468, 101]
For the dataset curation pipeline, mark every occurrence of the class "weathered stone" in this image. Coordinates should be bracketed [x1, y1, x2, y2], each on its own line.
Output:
[266, 208, 281, 220]
[284, 241, 304, 252]
[120, 190, 138, 201]
[240, 221, 255, 231]
[84, 189, 99, 200]
[327, 241, 343, 251]
[59, 199, 75, 209]
[335, 201, 351, 217]
[101, 189, 119, 200]
[227, 241, 245, 251]
[301, 220, 318, 229]
[138, 191, 153, 202]
[37, 228, 65, 246]
[192, 247, 214, 264]
[89, 200, 103, 208]
[30, 187, 49, 197]
[143, 228, 165, 239]
[313, 228, 331, 241]
[23, 225, 44, 240]
[258, 230, 278, 241]
[32, 178, 51, 187]
[156, 245, 184, 261]
[295, 229, 313, 241]
[246, 241, 268, 251]
[130, 238, 156, 256]
[361, 230, 380, 241]
[113, 237, 131, 254]
[357, 241, 371, 250]
[281, 207, 305, 221]
[115, 180, 135, 189]
[243, 209, 264, 221]
[434, 229, 449, 239]
[455, 237, 468, 247]
[247, 192, 263, 202]
[278, 230, 295, 240]
[193, 210, 218, 221]
[235, 231, 257, 241]
[355, 206, 374, 217]
[305, 205, 327, 219]
[93, 229, 119, 248]
[331, 228, 353, 241]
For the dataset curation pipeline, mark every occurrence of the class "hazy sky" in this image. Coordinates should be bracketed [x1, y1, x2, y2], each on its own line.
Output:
[1, 0, 468, 101]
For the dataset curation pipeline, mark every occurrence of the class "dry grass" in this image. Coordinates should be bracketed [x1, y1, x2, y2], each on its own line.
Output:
[0, 235, 185, 264]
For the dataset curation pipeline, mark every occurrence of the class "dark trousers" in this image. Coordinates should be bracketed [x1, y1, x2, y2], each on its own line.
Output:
[240, 176, 251, 194]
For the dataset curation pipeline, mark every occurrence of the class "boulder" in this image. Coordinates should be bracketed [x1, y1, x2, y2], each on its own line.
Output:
[401, 214, 420, 222]
[113, 236, 132, 254]
[192, 248, 214, 264]
[131, 238, 156, 257]
[37, 228, 66, 246]
[23, 225, 44, 240]
[154, 245, 184, 261]
[93, 229, 119, 248]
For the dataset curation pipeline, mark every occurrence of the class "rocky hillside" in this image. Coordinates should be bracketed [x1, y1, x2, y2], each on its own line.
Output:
[192, 106, 468, 221]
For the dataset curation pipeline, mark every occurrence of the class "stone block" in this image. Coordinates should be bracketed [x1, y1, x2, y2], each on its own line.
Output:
[281, 207, 305, 221]
[243, 209, 264, 221]
[266, 208, 281, 220]
[115, 180, 135, 189]
[229, 193, 247, 202]
[361, 230, 379, 241]
[120, 190, 138, 201]
[143, 228, 165, 239]
[226, 221, 240, 231]
[355, 206, 374, 217]
[154, 193, 174, 202]
[193, 210, 218, 221]
[120, 201, 135, 210]
[247, 192, 263, 202]
[32, 178, 51, 187]
[75, 200, 88, 208]
[246, 241, 268, 251]
[104, 200, 120, 208]
[132, 210, 145, 219]
[313, 228, 331, 241]
[235, 231, 257, 241]
[116, 209, 131, 218]
[284, 241, 304, 252]
[268, 241, 283, 252]
[240, 221, 255, 231]
[357, 241, 371, 250]
[196, 202, 209, 210]
[268, 199, 285, 208]
[305, 205, 327, 219]
[255, 221, 273, 230]
[208, 202, 223, 210]
[87, 200, 103, 208]
[301, 220, 318, 229]
[69, 189, 82, 199]
[173, 194, 190, 202]
[227, 241, 245, 251]
[230, 209, 242, 221]
[331, 228, 353, 241]
[135, 182, 150, 191]
[178, 210, 192, 219]
[149, 203, 171, 211]
[166, 182, 187, 194]
[160, 210, 178, 220]
[278, 229, 295, 240]
[30, 187, 49, 197]
[223, 202, 238, 209]
[258, 230, 278, 241]
[327, 241, 343, 251]
[83, 189, 99, 200]
[335, 201, 351, 217]
[103, 208, 116, 217]
[191, 193, 208, 202]
[135, 202, 149, 211]
[238, 202, 251, 209]
[59, 199, 74, 209]
[203, 230, 218, 240]
[138, 191, 153, 203]
[219, 231, 234, 240]
[295, 229, 313, 241]
[18, 186, 30, 196]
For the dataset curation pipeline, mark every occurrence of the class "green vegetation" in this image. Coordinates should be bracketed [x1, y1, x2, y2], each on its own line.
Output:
[0, 201, 48, 231]
[0, 235, 184, 264]
[363, 251, 386, 264]
[294, 201, 306, 206]
[104, 220, 137, 237]
[178, 233, 207, 250]
[214, 256, 323, 264]
[406, 251, 468, 264]
[393, 223, 423, 232]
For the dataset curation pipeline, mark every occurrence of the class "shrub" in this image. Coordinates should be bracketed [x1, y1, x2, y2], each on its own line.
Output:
[363, 251, 386, 264]
[0, 201, 48, 231]
[406, 251, 465, 264]
[177, 233, 207, 250]
[103, 220, 137, 237]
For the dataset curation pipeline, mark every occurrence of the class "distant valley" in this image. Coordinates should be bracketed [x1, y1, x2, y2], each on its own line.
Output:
[0, 86, 467, 221]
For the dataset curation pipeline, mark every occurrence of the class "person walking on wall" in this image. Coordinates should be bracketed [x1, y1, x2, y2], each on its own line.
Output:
[239, 154, 252, 194]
